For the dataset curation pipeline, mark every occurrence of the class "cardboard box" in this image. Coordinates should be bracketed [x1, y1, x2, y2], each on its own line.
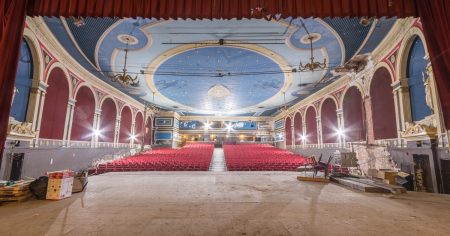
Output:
[46, 170, 74, 200]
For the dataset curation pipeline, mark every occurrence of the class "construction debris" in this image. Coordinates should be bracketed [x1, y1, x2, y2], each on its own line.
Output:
[0, 180, 34, 203]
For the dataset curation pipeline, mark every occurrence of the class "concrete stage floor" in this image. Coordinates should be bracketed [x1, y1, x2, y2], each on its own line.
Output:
[1, 172, 450, 236]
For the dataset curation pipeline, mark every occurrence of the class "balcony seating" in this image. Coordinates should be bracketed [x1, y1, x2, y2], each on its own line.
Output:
[96, 143, 214, 173]
[223, 144, 308, 171]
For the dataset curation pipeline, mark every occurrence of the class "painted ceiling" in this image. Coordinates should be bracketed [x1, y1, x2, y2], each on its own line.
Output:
[44, 16, 396, 116]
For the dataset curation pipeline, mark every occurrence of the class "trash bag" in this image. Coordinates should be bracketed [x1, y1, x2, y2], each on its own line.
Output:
[29, 176, 48, 200]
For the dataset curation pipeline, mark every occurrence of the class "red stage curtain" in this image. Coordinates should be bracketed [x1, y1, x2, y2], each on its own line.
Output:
[417, 0, 450, 129]
[0, 0, 28, 167]
[27, 0, 417, 19]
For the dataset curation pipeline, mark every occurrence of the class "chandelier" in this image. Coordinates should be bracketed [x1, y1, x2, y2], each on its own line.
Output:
[109, 37, 140, 87]
[297, 19, 327, 72]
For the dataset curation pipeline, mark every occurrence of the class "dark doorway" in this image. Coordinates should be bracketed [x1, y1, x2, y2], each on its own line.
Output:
[10, 153, 24, 181]
[440, 159, 450, 194]
[413, 154, 433, 192]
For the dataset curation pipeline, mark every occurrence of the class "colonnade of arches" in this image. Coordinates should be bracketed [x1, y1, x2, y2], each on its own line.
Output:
[10, 37, 152, 146]
[284, 33, 431, 147]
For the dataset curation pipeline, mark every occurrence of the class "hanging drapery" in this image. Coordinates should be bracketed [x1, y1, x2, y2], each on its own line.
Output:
[27, 0, 417, 19]
[0, 0, 29, 167]
[416, 0, 450, 130]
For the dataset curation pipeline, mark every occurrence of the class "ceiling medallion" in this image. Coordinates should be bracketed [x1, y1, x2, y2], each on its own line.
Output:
[117, 34, 139, 45]
[300, 33, 321, 44]
[207, 84, 231, 98]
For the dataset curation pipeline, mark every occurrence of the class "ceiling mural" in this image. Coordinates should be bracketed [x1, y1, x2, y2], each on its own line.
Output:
[44, 16, 396, 116]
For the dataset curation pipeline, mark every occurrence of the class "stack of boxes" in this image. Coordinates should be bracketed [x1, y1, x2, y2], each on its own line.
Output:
[46, 170, 74, 200]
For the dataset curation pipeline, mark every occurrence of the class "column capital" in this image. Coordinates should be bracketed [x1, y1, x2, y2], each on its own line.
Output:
[68, 98, 76, 106]
[95, 108, 102, 115]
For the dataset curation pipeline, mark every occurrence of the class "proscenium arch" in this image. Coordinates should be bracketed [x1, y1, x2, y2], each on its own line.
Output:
[320, 97, 339, 143]
[293, 111, 302, 145]
[370, 66, 398, 140]
[342, 86, 366, 142]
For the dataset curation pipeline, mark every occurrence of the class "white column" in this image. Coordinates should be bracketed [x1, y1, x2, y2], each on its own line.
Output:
[114, 115, 121, 148]
[63, 98, 76, 147]
[91, 108, 102, 147]
[302, 121, 306, 148]
[291, 125, 295, 149]
[130, 121, 136, 147]
[336, 109, 344, 148]
[392, 83, 403, 147]
[30, 81, 48, 133]
[316, 115, 322, 148]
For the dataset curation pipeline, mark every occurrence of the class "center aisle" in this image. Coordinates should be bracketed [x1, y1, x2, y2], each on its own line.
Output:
[209, 148, 227, 172]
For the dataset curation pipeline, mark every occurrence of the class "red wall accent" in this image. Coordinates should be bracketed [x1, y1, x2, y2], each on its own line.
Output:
[370, 67, 397, 140]
[343, 87, 366, 142]
[134, 112, 144, 144]
[119, 106, 132, 143]
[71, 86, 95, 141]
[293, 112, 302, 145]
[285, 117, 292, 146]
[145, 117, 152, 145]
[40, 68, 69, 139]
[321, 98, 339, 143]
[99, 98, 116, 142]
[305, 107, 318, 144]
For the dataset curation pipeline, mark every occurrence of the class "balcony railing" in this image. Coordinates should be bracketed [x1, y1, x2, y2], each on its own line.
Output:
[29, 138, 140, 149]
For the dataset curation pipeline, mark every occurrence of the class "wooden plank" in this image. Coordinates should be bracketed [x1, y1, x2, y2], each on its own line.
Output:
[348, 178, 406, 194]
[297, 176, 330, 183]
[0, 193, 31, 202]
[331, 177, 391, 193]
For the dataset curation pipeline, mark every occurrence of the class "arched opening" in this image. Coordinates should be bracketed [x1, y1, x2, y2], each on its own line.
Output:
[144, 117, 152, 145]
[10, 39, 33, 122]
[40, 68, 69, 139]
[284, 117, 292, 146]
[343, 86, 366, 142]
[119, 106, 132, 143]
[134, 112, 144, 144]
[407, 37, 432, 121]
[293, 112, 302, 145]
[99, 98, 117, 142]
[371, 67, 397, 139]
[305, 107, 318, 144]
[71, 86, 96, 141]
[321, 98, 339, 143]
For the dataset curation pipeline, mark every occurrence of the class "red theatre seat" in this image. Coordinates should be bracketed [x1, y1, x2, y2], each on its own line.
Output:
[223, 144, 307, 171]
[96, 143, 214, 173]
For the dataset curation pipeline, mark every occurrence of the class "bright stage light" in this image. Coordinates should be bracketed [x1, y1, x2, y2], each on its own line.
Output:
[225, 123, 233, 131]
[92, 129, 101, 137]
[130, 134, 136, 140]
[203, 122, 211, 129]
[300, 135, 307, 141]
[336, 129, 345, 137]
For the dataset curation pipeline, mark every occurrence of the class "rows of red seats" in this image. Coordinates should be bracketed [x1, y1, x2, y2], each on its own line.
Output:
[223, 144, 308, 171]
[96, 143, 214, 173]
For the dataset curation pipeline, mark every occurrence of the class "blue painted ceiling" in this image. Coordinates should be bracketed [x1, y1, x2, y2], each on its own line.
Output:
[44, 17, 396, 116]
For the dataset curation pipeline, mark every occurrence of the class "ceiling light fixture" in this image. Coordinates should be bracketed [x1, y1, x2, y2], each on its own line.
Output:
[297, 20, 327, 72]
[278, 91, 289, 113]
[109, 37, 140, 88]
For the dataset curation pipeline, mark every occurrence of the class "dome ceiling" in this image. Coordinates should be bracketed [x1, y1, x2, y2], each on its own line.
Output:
[43, 16, 396, 116]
